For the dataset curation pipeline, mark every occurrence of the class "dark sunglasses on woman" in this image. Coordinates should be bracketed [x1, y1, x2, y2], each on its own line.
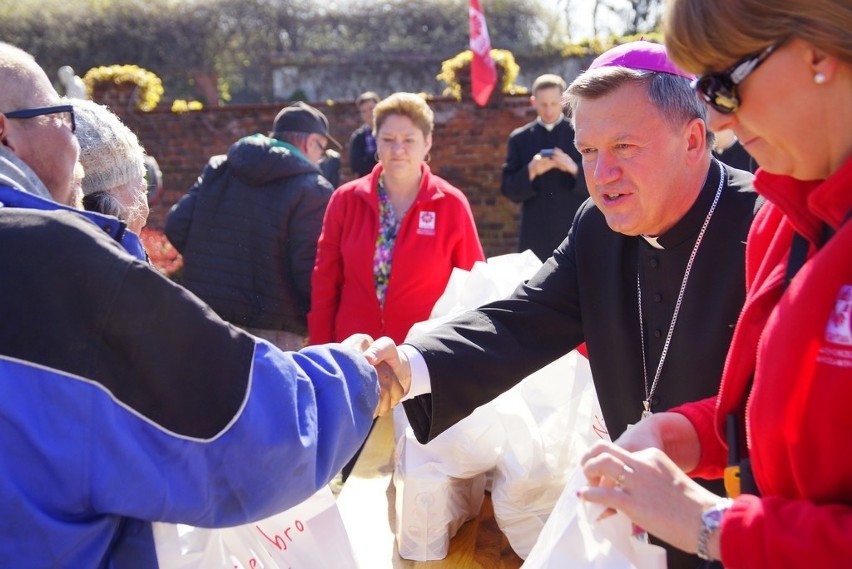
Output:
[691, 42, 782, 114]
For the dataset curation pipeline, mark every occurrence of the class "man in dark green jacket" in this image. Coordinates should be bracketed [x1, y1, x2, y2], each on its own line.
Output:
[166, 102, 341, 350]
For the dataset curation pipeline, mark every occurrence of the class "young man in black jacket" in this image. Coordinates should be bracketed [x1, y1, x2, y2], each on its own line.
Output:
[348, 91, 380, 178]
[500, 74, 588, 261]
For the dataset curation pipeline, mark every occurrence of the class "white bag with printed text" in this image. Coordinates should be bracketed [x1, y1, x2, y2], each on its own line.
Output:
[522, 469, 666, 569]
[152, 485, 359, 569]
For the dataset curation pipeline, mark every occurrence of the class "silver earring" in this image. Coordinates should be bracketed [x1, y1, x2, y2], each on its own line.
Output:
[814, 72, 827, 84]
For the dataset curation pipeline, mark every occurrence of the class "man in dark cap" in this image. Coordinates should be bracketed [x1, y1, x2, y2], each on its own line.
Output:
[366, 41, 763, 568]
[167, 101, 341, 350]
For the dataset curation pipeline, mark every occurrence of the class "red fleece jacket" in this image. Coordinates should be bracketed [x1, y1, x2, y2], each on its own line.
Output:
[308, 164, 485, 344]
[673, 157, 852, 568]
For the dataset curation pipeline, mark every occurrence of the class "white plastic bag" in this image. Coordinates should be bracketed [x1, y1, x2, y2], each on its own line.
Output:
[391, 253, 543, 561]
[392, 252, 609, 560]
[391, 399, 504, 560]
[153, 485, 359, 569]
[426, 250, 543, 321]
[491, 351, 604, 558]
[392, 354, 604, 561]
[392, 455, 488, 561]
[405, 250, 544, 344]
[522, 469, 666, 569]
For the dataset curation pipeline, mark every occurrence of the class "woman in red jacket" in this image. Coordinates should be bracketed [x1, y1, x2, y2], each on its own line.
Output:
[309, 92, 485, 345]
[577, 1, 852, 567]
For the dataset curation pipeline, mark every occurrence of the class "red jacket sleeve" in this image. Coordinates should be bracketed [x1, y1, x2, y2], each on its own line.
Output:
[721, 493, 852, 568]
[451, 194, 486, 270]
[308, 190, 346, 345]
[670, 395, 728, 479]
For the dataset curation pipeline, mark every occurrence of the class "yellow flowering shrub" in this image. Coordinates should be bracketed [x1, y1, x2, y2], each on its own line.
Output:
[83, 65, 164, 112]
[437, 49, 527, 101]
[560, 32, 664, 59]
[171, 99, 204, 113]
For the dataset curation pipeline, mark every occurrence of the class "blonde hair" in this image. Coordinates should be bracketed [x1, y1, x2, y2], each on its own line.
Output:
[532, 74, 567, 95]
[664, 0, 852, 73]
[373, 92, 434, 137]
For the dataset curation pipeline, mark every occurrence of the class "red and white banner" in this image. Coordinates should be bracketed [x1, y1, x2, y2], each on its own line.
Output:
[469, 0, 498, 106]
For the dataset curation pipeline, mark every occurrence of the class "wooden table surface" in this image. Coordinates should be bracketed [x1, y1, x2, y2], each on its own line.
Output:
[337, 414, 523, 569]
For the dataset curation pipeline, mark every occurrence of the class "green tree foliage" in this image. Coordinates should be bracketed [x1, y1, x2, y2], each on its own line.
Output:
[0, 0, 575, 104]
[588, 0, 663, 37]
[0, 0, 219, 101]
[622, 0, 663, 34]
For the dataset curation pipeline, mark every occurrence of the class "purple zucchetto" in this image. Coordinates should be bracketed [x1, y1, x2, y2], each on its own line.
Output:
[588, 40, 694, 80]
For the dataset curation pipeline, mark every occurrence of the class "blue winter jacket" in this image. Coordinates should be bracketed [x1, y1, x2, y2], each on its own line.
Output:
[0, 185, 378, 567]
[0, 183, 147, 261]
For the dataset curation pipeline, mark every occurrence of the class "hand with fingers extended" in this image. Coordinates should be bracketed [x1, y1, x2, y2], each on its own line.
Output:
[361, 336, 412, 417]
[578, 440, 722, 558]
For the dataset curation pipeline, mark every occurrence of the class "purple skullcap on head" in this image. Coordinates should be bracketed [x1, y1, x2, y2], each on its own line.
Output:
[588, 40, 694, 80]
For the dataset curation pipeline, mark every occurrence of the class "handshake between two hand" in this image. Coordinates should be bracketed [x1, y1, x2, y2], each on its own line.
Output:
[341, 334, 412, 418]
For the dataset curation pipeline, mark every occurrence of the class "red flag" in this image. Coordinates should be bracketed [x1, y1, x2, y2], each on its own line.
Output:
[469, 0, 497, 106]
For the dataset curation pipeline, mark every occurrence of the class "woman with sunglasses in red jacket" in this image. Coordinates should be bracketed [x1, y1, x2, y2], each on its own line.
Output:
[578, 1, 852, 567]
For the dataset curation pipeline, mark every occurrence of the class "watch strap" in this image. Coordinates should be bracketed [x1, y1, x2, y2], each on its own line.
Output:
[697, 498, 733, 561]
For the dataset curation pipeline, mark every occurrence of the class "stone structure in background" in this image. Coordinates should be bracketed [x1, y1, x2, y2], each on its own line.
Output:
[58, 66, 88, 99]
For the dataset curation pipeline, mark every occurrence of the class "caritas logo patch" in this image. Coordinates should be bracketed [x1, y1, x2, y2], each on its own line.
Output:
[825, 284, 852, 346]
[417, 211, 436, 235]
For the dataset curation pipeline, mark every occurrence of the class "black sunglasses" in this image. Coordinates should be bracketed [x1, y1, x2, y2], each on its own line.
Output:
[691, 42, 781, 114]
[4, 104, 76, 133]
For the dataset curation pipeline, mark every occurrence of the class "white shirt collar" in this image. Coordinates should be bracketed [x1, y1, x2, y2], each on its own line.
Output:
[537, 115, 564, 132]
[641, 235, 666, 249]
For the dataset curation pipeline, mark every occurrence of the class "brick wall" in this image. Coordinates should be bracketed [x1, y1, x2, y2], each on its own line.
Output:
[98, 86, 540, 257]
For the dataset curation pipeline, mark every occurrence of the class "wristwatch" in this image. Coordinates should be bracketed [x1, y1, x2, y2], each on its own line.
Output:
[697, 498, 733, 561]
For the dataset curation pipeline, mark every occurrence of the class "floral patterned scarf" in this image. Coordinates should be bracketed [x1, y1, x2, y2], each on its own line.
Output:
[373, 176, 404, 306]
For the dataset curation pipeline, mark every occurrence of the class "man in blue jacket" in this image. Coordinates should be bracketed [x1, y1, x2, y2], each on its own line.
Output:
[0, 41, 383, 567]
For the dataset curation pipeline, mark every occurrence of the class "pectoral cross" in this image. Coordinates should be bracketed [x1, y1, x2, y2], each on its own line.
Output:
[627, 401, 654, 431]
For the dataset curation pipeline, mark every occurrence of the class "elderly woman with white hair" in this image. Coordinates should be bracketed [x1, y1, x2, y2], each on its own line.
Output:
[72, 99, 150, 234]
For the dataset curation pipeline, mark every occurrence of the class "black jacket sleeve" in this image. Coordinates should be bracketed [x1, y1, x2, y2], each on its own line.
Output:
[165, 157, 225, 252]
[348, 127, 375, 178]
[402, 232, 585, 443]
[500, 130, 537, 204]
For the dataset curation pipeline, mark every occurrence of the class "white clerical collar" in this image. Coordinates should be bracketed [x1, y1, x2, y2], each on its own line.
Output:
[641, 235, 665, 249]
[537, 115, 564, 131]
